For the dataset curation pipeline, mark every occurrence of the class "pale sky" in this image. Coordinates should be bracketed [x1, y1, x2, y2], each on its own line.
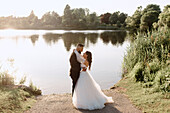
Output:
[0, 0, 169, 18]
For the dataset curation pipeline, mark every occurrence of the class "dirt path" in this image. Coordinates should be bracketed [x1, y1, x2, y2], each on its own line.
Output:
[25, 89, 142, 113]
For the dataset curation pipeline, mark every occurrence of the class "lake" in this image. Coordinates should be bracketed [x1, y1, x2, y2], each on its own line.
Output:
[0, 29, 129, 95]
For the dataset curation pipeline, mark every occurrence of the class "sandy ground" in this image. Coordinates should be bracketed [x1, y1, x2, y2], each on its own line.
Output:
[25, 88, 142, 113]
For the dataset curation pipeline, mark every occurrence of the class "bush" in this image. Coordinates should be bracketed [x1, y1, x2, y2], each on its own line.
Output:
[154, 66, 170, 92]
[128, 62, 144, 81]
[123, 26, 170, 92]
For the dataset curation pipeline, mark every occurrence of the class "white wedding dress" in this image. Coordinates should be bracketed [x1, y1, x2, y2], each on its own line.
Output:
[72, 64, 114, 110]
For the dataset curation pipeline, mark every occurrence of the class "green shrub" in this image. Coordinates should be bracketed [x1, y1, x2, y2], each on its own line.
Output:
[0, 72, 14, 85]
[123, 26, 170, 92]
[19, 76, 27, 85]
[129, 62, 144, 81]
[154, 66, 170, 92]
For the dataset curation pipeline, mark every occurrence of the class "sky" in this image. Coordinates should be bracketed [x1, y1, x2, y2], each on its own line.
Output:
[0, 0, 169, 18]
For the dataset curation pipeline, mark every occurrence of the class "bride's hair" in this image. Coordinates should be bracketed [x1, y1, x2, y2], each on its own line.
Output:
[85, 51, 92, 70]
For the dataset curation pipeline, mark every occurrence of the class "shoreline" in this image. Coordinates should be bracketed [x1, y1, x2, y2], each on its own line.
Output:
[0, 27, 126, 31]
[25, 82, 142, 113]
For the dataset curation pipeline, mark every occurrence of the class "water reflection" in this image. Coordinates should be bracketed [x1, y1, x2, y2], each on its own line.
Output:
[29, 35, 39, 46]
[0, 30, 129, 94]
[100, 31, 127, 45]
[43, 33, 61, 45]
[62, 33, 86, 51]
[42, 31, 127, 51]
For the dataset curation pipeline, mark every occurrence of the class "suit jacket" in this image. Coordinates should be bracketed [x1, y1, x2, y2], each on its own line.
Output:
[69, 52, 81, 79]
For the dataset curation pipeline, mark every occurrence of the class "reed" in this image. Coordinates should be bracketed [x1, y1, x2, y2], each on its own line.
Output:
[123, 26, 170, 92]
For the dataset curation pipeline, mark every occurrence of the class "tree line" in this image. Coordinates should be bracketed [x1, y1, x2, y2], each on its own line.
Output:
[126, 4, 170, 32]
[0, 4, 127, 30]
[0, 4, 169, 30]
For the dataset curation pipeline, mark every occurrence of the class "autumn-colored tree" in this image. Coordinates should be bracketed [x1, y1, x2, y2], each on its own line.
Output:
[100, 13, 111, 24]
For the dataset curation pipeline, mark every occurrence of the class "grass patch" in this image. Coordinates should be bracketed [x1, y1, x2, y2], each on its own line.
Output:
[0, 59, 41, 112]
[0, 86, 37, 113]
[115, 77, 170, 113]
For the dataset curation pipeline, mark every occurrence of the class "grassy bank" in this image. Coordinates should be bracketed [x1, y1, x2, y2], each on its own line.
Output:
[116, 26, 170, 112]
[0, 59, 41, 113]
[0, 85, 37, 113]
[114, 77, 170, 113]
[123, 26, 169, 92]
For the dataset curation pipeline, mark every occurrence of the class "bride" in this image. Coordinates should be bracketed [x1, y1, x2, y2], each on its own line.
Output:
[72, 50, 114, 110]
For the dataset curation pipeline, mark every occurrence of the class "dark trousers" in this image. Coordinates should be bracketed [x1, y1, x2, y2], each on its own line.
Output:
[70, 71, 80, 97]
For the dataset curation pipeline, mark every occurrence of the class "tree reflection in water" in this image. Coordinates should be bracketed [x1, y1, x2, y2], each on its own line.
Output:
[42, 31, 127, 51]
[29, 35, 39, 46]
[100, 31, 127, 46]
[43, 33, 62, 46]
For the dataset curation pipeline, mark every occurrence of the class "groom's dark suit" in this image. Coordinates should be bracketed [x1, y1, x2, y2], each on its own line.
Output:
[69, 51, 81, 96]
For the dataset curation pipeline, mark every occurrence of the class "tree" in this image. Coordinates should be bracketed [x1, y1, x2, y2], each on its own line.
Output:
[100, 13, 111, 24]
[140, 4, 161, 31]
[125, 6, 142, 30]
[109, 12, 119, 24]
[87, 12, 99, 27]
[119, 13, 128, 24]
[27, 10, 39, 27]
[41, 11, 61, 27]
[158, 5, 170, 27]
[62, 4, 73, 27]
[116, 21, 121, 27]
[71, 8, 87, 27]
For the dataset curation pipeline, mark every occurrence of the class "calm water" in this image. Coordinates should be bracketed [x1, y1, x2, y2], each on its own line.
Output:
[0, 29, 129, 95]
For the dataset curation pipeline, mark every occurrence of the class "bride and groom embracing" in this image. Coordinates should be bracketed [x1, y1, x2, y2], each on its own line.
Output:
[69, 44, 114, 110]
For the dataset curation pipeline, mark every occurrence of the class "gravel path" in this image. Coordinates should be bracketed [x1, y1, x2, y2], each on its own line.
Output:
[25, 89, 142, 113]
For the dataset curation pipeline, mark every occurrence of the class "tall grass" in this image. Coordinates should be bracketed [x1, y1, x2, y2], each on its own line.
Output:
[0, 59, 41, 112]
[0, 71, 14, 85]
[123, 26, 170, 92]
[0, 59, 15, 86]
[0, 59, 41, 94]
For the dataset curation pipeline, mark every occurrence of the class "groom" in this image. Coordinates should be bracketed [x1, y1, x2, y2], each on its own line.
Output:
[69, 43, 85, 96]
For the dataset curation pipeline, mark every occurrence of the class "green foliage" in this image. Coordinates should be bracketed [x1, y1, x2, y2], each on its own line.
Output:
[140, 4, 161, 31]
[123, 26, 170, 92]
[109, 12, 119, 24]
[126, 4, 168, 32]
[154, 66, 170, 92]
[0, 60, 15, 86]
[125, 6, 142, 31]
[0, 4, 128, 30]
[128, 62, 144, 81]
[101, 11, 127, 27]
[87, 12, 100, 27]
[62, 4, 73, 27]
[19, 76, 27, 85]
[0, 59, 41, 112]
[141, 4, 161, 31]
[29, 80, 41, 95]
[0, 72, 14, 85]
[158, 5, 170, 28]
[0, 86, 36, 113]
[115, 77, 170, 113]
[41, 11, 62, 27]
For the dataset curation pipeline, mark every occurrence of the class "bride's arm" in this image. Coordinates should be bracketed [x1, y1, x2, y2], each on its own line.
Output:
[74, 50, 86, 63]
[83, 60, 89, 67]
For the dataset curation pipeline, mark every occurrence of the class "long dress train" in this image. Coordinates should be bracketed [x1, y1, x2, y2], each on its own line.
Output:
[72, 70, 114, 110]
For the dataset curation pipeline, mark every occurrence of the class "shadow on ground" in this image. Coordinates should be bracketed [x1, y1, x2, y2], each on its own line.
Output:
[78, 103, 121, 113]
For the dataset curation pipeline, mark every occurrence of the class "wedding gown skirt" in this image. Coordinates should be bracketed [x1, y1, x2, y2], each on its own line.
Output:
[72, 71, 114, 110]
